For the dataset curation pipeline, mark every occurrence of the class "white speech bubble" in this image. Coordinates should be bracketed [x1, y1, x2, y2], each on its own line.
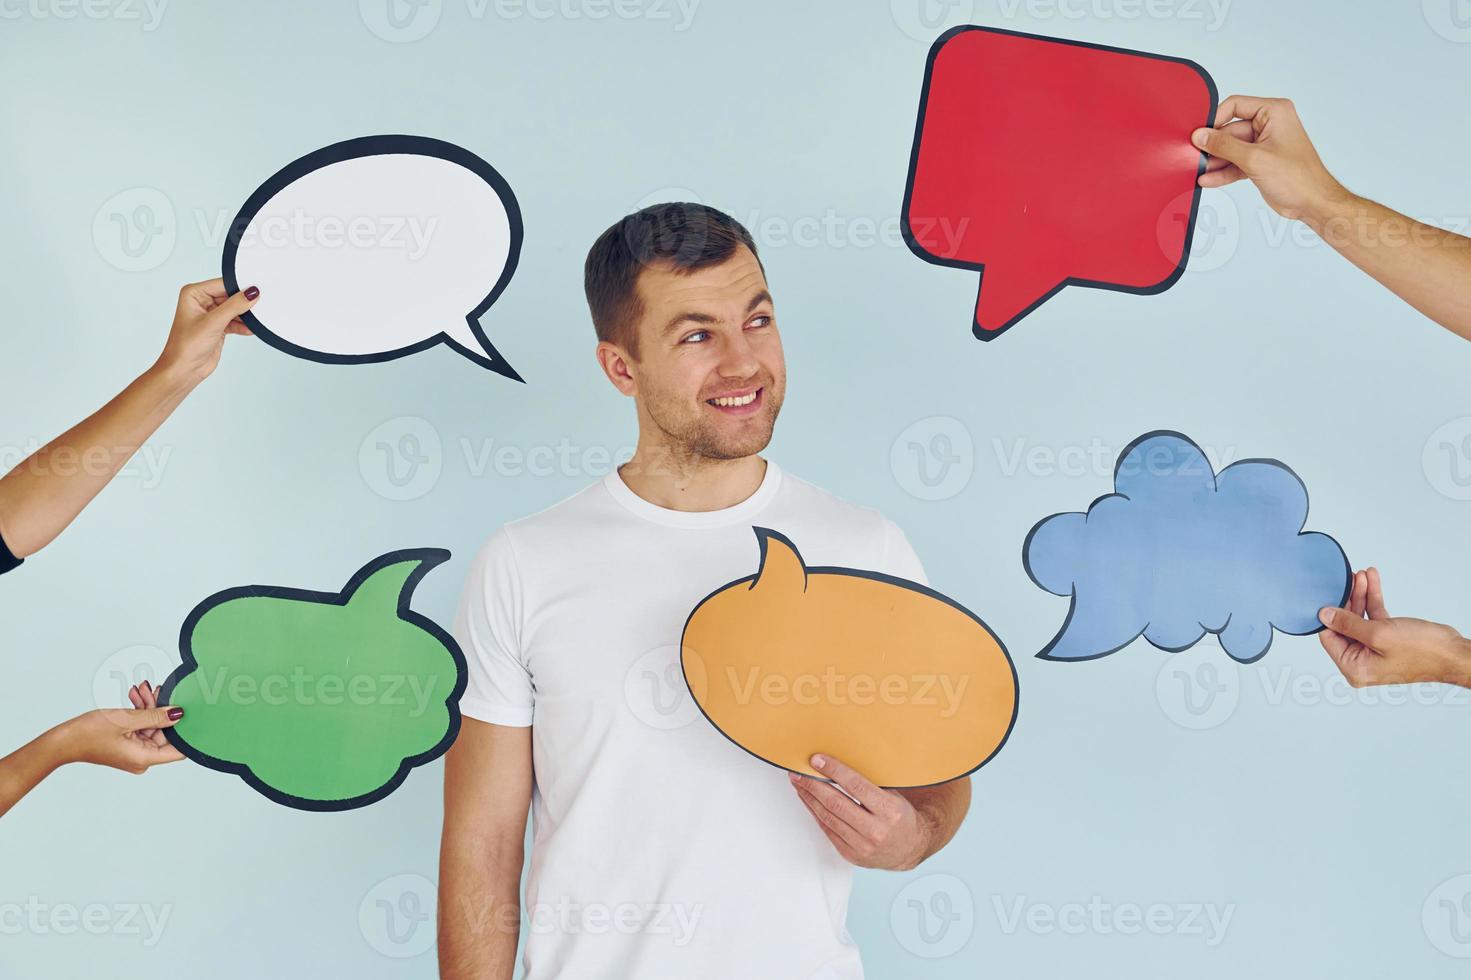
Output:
[223, 135, 523, 380]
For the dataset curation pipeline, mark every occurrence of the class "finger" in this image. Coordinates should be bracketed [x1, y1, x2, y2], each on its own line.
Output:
[147, 743, 185, 765]
[183, 275, 225, 294]
[178, 278, 228, 312]
[810, 754, 891, 814]
[225, 321, 254, 336]
[1366, 567, 1390, 619]
[796, 789, 853, 853]
[1191, 127, 1257, 168]
[204, 287, 260, 330]
[792, 780, 869, 854]
[1348, 571, 1368, 618]
[135, 682, 161, 736]
[1213, 94, 1274, 128]
[1198, 166, 1248, 189]
[128, 685, 144, 710]
[1319, 606, 1385, 649]
[124, 741, 185, 771]
[1202, 126, 1255, 171]
[798, 793, 863, 862]
[792, 773, 879, 836]
[1318, 625, 1348, 661]
[128, 706, 184, 733]
[811, 816, 861, 863]
[1318, 627, 1357, 680]
[1214, 119, 1257, 145]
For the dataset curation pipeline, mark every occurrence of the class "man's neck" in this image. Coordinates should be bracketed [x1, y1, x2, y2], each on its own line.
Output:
[617, 445, 768, 513]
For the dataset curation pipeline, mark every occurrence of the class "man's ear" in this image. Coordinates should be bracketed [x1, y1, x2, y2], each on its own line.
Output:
[595, 340, 637, 397]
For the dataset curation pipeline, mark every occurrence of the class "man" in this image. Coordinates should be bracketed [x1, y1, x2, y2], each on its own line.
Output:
[439, 203, 970, 979]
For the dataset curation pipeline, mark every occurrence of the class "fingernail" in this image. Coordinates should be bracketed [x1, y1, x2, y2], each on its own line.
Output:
[1191, 128, 1209, 149]
[167, 707, 184, 720]
[243, 285, 260, 301]
[811, 754, 826, 770]
[1318, 608, 1335, 627]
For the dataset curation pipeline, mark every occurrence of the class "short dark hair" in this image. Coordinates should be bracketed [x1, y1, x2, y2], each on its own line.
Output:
[584, 202, 761, 357]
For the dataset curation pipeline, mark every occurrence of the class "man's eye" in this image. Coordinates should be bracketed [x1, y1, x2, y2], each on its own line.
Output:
[681, 330, 710, 344]
[749, 315, 772, 329]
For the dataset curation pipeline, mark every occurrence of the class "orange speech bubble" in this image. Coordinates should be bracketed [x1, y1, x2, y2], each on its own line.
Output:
[681, 528, 1018, 788]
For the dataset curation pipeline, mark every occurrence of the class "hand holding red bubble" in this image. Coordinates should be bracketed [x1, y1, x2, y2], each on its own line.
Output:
[902, 26, 1217, 339]
[1192, 95, 1348, 222]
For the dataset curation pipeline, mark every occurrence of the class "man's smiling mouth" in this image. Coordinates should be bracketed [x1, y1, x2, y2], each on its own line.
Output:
[705, 386, 763, 416]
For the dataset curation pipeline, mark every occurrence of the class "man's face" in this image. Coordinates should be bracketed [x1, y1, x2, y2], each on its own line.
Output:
[619, 246, 786, 461]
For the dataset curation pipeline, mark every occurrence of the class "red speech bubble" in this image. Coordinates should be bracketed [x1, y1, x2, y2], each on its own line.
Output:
[902, 26, 1217, 340]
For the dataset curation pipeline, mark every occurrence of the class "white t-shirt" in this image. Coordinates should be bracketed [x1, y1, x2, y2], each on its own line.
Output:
[453, 459, 926, 980]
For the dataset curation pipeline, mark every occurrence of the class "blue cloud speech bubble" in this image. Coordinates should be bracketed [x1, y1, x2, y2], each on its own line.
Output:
[1023, 431, 1350, 664]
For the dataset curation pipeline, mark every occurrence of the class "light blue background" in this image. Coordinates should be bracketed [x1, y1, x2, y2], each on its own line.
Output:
[4, 1, 1471, 976]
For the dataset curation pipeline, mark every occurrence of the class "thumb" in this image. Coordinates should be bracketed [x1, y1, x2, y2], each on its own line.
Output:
[129, 706, 184, 732]
[1319, 607, 1384, 648]
[1192, 127, 1256, 167]
[204, 286, 260, 330]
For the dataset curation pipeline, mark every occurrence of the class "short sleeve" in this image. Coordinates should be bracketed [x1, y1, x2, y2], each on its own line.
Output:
[453, 527, 534, 727]
[880, 517, 928, 588]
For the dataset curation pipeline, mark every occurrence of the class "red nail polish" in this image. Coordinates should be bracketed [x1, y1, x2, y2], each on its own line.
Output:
[244, 285, 260, 300]
[167, 707, 184, 720]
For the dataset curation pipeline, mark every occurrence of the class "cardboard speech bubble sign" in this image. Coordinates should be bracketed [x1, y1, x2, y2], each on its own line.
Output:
[223, 135, 524, 379]
[1024, 431, 1352, 664]
[161, 549, 467, 812]
[681, 528, 1018, 788]
[902, 26, 1217, 340]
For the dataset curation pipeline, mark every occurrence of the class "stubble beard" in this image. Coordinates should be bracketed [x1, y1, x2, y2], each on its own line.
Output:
[643, 379, 784, 464]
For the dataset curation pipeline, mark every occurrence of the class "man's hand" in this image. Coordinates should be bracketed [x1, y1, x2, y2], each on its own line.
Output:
[1192, 95, 1348, 223]
[1318, 567, 1471, 689]
[789, 754, 932, 871]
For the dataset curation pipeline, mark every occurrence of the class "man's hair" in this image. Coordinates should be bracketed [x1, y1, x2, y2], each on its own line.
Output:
[584, 202, 762, 358]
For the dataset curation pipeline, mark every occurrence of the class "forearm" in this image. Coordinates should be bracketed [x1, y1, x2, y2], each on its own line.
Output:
[437, 839, 524, 979]
[895, 776, 971, 869]
[1307, 191, 1471, 341]
[1435, 635, 1471, 689]
[0, 361, 196, 557]
[0, 725, 71, 818]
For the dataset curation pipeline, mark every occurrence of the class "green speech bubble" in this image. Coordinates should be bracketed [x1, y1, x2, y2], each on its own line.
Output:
[161, 548, 466, 811]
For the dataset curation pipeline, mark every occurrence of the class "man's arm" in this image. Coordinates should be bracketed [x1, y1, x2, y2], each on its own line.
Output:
[1192, 95, 1471, 341]
[0, 279, 257, 559]
[438, 718, 533, 980]
[790, 754, 970, 871]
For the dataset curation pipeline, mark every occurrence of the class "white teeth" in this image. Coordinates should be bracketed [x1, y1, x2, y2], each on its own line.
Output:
[711, 392, 757, 408]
